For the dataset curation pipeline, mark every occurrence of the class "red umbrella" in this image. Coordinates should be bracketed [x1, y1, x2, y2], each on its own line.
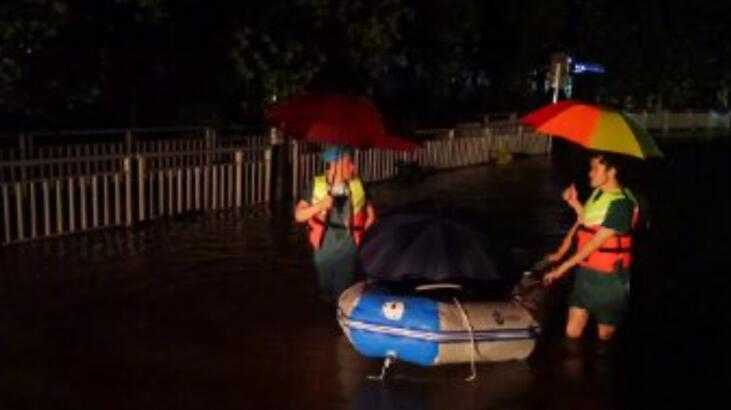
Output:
[267, 94, 417, 151]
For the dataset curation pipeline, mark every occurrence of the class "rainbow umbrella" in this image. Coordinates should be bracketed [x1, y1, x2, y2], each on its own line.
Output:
[520, 100, 662, 159]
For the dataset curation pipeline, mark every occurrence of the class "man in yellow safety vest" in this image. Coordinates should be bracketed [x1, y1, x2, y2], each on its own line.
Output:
[294, 146, 376, 303]
[543, 152, 639, 341]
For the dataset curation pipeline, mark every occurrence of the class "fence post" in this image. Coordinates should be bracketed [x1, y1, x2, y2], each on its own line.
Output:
[29, 181, 36, 238]
[43, 181, 51, 236]
[124, 157, 133, 226]
[448, 129, 455, 168]
[517, 125, 524, 154]
[205, 128, 216, 165]
[218, 165, 225, 208]
[212, 166, 218, 210]
[68, 177, 75, 233]
[168, 169, 174, 216]
[235, 150, 243, 208]
[114, 174, 121, 225]
[103, 175, 110, 226]
[158, 170, 165, 216]
[2, 184, 9, 243]
[186, 168, 192, 211]
[56, 179, 64, 234]
[264, 148, 272, 204]
[203, 165, 210, 210]
[80, 176, 87, 231]
[137, 155, 146, 221]
[274, 132, 292, 205]
[177, 169, 183, 214]
[227, 164, 234, 208]
[195, 167, 201, 210]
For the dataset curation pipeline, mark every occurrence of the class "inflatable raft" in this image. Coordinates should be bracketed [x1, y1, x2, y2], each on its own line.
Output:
[337, 282, 541, 366]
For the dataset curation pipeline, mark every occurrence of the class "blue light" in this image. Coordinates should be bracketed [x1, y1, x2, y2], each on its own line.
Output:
[572, 61, 605, 74]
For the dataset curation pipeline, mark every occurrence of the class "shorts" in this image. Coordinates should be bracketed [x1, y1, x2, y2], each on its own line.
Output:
[569, 266, 629, 326]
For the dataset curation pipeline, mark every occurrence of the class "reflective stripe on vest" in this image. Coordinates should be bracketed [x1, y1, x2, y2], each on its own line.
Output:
[576, 188, 639, 272]
[308, 175, 367, 249]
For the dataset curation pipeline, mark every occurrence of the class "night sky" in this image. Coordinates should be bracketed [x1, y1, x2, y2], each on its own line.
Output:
[1, 0, 729, 131]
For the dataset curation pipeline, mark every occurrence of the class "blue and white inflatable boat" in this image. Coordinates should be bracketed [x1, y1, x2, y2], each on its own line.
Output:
[337, 281, 541, 366]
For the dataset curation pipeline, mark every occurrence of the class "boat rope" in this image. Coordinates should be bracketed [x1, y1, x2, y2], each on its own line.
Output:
[338, 309, 538, 343]
[452, 297, 477, 382]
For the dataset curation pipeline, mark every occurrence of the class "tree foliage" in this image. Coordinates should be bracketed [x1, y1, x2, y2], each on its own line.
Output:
[230, 0, 412, 108]
[1, 0, 166, 127]
[0, 0, 68, 109]
[2, 0, 730, 130]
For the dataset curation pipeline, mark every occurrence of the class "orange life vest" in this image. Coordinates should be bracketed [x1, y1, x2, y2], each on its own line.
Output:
[307, 175, 367, 250]
[575, 188, 639, 273]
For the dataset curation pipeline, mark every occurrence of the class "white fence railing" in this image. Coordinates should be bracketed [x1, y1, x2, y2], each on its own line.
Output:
[627, 111, 731, 133]
[0, 127, 268, 172]
[463, 110, 731, 135]
[1, 148, 271, 245]
[2, 158, 133, 244]
[1, 123, 552, 246]
[290, 128, 550, 201]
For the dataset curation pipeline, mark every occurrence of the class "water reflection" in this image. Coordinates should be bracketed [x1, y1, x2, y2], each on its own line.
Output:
[338, 336, 536, 410]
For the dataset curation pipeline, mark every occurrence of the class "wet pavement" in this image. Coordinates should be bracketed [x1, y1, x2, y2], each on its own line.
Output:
[1, 139, 728, 409]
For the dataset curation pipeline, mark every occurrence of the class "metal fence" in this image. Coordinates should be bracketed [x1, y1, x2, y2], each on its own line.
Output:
[0, 127, 268, 173]
[1, 156, 134, 244]
[1, 147, 271, 245]
[628, 111, 731, 133]
[290, 127, 550, 200]
[1, 122, 552, 246]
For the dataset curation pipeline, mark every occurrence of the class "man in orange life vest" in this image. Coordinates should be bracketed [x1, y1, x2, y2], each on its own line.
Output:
[543, 153, 639, 341]
[294, 146, 376, 303]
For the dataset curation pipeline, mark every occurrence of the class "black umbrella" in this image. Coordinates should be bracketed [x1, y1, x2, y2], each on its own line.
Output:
[358, 201, 516, 295]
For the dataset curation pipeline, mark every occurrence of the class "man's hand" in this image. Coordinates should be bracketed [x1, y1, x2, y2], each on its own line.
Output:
[562, 183, 578, 204]
[318, 195, 334, 212]
[562, 183, 583, 216]
[543, 262, 571, 286]
[543, 269, 563, 286]
[294, 196, 333, 223]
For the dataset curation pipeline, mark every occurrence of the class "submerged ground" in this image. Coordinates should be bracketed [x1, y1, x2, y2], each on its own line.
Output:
[1, 137, 727, 409]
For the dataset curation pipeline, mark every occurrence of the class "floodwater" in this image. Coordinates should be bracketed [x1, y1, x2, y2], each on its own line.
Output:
[1, 137, 728, 409]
